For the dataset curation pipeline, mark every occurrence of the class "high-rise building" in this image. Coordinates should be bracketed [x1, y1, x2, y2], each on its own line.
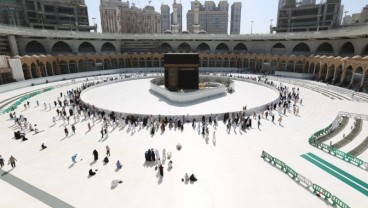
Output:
[187, 0, 229, 34]
[176, 2, 183, 32]
[359, 5, 368, 23]
[273, 0, 342, 33]
[0, 0, 95, 31]
[100, 0, 123, 33]
[100, 1, 161, 34]
[230, 2, 242, 34]
[299, 0, 316, 7]
[161, 4, 170, 33]
[342, 15, 352, 25]
[0, 0, 26, 27]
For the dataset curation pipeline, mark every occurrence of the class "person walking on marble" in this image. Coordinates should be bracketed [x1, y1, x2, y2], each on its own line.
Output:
[93, 149, 99, 161]
[8, 155, 17, 168]
[0, 155, 4, 168]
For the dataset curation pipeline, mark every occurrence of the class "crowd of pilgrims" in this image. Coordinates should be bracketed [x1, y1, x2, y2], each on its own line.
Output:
[9, 74, 302, 143]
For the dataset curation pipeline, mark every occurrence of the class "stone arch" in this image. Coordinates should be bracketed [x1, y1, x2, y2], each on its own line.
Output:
[101, 42, 116, 53]
[30, 63, 38, 78]
[215, 43, 229, 53]
[341, 65, 353, 86]
[351, 66, 364, 90]
[69, 60, 78, 73]
[320, 63, 328, 80]
[53, 61, 60, 75]
[177, 43, 192, 53]
[326, 64, 335, 82]
[46, 62, 53, 76]
[22, 64, 31, 80]
[103, 58, 111, 70]
[38, 62, 46, 77]
[159, 43, 172, 53]
[146, 58, 152, 67]
[78, 42, 96, 53]
[52, 41, 72, 55]
[215, 58, 222, 67]
[202, 57, 209, 67]
[293, 43, 311, 55]
[139, 58, 145, 67]
[79, 59, 95, 72]
[295, 61, 303, 73]
[111, 58, 118, 69]
[339, 42, 355, 57]
[25, 41, 46, 55]
[303, 61, 310, 73]
[316, 42, 334, 55]
[314, 63, 321, 78]
[230, 58, 236, 67]
[209, 58, 215, 67]
[233, 43, 247, 53]
[333, 65, 343, 85]
[197, 43, 211, 53]
[58, 60, 69, 74]
[308, 62, 315, 74]
[153, 58, 160, 67]
[362, 68, 368, 92]
[223, 58, 229, 67]
[271, 43, 286, 54]
[286, 60, 294, 72]
[361, 44, 368, 56]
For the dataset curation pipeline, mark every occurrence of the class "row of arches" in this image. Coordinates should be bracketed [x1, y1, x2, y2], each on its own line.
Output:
[25, 40, 368, 57]
[20, 53, 368, 92]
[25, 41, 117, 55]
[162, 42, 363, 56]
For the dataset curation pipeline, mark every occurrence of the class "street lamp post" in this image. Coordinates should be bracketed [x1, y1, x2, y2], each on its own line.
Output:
[270, 19, 273, 34]
[317, 14, 322, 32]
[92, 17, 96, 32]
[251, 21, 254, 34]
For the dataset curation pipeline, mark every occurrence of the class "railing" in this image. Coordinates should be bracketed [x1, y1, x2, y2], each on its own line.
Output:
[1, 23, 368, 41]
[0, 87, 54, 115]
[261, 151, 350, 208]
[308, 111, 368, 171]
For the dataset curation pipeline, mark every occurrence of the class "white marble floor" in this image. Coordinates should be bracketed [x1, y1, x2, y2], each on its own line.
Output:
[81, 78, 279, 115]
[0, 74, 367, 208]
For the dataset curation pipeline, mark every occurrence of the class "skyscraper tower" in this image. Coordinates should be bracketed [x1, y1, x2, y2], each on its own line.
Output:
[192, 0, 201, 34]
[161, 4, 170, 33]
[171, 0, 180, 33]
[230, 2, 242, 34]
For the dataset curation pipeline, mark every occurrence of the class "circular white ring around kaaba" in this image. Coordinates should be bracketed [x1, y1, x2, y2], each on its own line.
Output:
[80, 77, 279, 116]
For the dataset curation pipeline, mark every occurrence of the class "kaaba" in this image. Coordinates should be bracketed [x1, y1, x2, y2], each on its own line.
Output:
[164, 53, 199, 91]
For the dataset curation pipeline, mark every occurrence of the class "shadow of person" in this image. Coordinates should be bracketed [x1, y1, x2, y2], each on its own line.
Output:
[68, 163, 75, 169]
[90, 161, 97, 166]
[158, 176, 163, 184]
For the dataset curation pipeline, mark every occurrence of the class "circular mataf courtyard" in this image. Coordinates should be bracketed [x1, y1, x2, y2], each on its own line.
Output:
[80, 77, 279, 116]
[0, 73, 367, 208]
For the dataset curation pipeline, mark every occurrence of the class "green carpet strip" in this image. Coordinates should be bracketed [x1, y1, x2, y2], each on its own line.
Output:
[306, 153, 368, 189]
[301, 153, 368, 196]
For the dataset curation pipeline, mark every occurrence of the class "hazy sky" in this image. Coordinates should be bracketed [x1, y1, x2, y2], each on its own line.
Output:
[86, 0, 368, 34]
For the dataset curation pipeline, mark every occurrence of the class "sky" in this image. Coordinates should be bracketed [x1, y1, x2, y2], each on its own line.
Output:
[86, 0, 368, 34]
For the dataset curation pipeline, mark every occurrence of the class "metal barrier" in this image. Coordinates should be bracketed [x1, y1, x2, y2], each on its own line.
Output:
[261, 150, 350, 208]
[308, 111, 368, 171]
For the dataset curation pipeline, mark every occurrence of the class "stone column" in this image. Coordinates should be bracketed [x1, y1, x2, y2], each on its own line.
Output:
[332, 67, 337, 83]
[360, 70, 366, 87]
[325, 68, 329, 81]
[44, 65, 48, 77]
[340, 64, 346, 85]
[8, 35, 19, 56]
